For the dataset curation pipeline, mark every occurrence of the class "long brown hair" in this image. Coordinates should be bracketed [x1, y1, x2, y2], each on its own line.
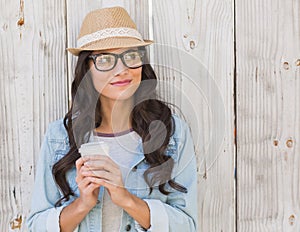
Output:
[52, 48, 187, 206]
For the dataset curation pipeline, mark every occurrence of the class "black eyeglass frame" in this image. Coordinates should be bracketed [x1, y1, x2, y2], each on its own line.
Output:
[88, 48, 146, 72]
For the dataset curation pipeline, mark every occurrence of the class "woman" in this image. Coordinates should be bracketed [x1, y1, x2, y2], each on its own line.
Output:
[27, 6, 198, 232]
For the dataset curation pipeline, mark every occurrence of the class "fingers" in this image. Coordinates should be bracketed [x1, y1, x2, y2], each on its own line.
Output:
[83, 156, 120, 179]
[75, 155, 124, 194]
[75, 157, 85, 171]
[77, 174, 111, 189]
[82, 170, 111, 180]
[84, 155, 119, 170]
[77, 175, 94, 188]
[76, 175, 102, 193]
[76, 178, 101, 210]
[81, 176, 120, 190]
[82, 169, 123, 186]
[75, 157, 91, 183]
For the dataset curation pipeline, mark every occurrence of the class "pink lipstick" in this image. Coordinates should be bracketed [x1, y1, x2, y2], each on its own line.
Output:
[110, 79, 132, 86]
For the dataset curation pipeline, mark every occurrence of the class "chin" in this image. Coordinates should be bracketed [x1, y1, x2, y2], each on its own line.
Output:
[100, 89, 136, 102]
[113, 91, 136, 101]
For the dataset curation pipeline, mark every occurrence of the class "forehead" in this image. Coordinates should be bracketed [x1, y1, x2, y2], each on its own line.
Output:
[91, 47, 138, 54]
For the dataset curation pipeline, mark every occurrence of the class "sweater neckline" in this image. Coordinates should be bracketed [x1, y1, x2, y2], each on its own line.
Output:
[93, 128, 134, 137]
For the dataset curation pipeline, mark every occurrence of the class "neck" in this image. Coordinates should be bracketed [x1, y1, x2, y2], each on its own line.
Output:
[97, 97, 134, 133]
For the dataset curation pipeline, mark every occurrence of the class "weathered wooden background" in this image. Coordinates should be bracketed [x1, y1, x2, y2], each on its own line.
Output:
[0, 0, 299, 231]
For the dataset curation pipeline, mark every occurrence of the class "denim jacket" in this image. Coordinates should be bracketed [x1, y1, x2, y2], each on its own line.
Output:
[26, 115, 198, 232]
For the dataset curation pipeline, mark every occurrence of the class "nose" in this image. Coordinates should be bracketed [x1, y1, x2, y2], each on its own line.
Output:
[113, 58, 128, 76]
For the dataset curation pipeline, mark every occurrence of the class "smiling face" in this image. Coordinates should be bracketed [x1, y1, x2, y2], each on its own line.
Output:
[89, 47, 142, 103]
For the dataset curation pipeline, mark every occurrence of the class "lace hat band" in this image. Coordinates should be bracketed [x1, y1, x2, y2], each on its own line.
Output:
[77, 27, 144, 48]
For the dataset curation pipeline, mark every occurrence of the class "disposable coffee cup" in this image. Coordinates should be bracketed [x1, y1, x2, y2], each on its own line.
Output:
[79, 141, 109, 157]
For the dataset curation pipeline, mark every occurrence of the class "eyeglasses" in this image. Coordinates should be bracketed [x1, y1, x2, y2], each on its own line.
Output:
[88, 49, 146, 72]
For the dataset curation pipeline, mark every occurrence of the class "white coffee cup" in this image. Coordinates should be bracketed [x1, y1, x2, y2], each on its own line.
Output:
[79, 141, 109, 157]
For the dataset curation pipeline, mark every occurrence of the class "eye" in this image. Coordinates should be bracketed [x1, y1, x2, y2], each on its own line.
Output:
[124, 51, 141, 61]
[96, 54, 113, 65]
[94, 54, 116, 70]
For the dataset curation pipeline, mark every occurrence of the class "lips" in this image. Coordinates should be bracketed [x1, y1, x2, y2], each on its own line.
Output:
[110, 79, 132, 86]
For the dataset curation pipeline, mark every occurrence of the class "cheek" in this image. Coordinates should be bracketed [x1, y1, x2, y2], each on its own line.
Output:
[91, 71, 111, 93]
[131, 68, 142, 82]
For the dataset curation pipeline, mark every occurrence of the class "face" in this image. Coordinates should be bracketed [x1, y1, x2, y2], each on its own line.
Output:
[88, 47, 143, 102]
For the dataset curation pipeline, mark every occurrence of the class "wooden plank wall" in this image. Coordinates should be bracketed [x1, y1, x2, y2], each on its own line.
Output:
[0, 0, 68, 231]
[0, 0, 299, 231]
[236, 0, 300, 231]
[151, 0, 235, 231]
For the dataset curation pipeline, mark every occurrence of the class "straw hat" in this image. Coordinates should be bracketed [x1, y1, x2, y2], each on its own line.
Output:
[67, 7, 153, 56]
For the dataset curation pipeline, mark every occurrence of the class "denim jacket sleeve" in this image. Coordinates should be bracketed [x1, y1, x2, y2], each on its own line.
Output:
[136, 115, 198, 232]
[26, 116, 198, 232]
[26, 120, 67, 232]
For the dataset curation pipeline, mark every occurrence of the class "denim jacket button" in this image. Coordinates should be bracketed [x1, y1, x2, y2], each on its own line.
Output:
[125, 224, 131, 231]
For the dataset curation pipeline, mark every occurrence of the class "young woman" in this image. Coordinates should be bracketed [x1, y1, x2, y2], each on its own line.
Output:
[27, 6, 198, 232]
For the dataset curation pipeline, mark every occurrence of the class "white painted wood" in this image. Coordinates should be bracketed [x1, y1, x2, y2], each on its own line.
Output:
[235, 0, 300, 231]
[151, 0, 235, 231]
[0, 0, 68, 231]
[0, 1, 150, 231]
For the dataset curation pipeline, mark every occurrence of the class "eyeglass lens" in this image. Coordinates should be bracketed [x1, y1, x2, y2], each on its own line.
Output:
[93, 50, 145, 71]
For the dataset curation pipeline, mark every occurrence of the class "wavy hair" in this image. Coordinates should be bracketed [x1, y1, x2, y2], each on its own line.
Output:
[52, 48, 187, 206]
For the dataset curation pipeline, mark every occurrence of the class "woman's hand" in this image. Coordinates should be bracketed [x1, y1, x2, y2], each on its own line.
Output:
[59, 158, 102, 232]
[75, 157, 102, 211]
[82, 155, 131, 208]
[81, 155, 151, 229]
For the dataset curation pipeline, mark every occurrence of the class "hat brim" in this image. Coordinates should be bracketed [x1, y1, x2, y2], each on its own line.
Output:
[67, 37, 153, 56]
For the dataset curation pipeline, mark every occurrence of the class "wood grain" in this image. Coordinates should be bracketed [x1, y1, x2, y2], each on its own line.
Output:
[2, 0, 299, 231]
[0, 0, 68, 231]
[151, 0, 235, 231]
[235, 0, 300, 231]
